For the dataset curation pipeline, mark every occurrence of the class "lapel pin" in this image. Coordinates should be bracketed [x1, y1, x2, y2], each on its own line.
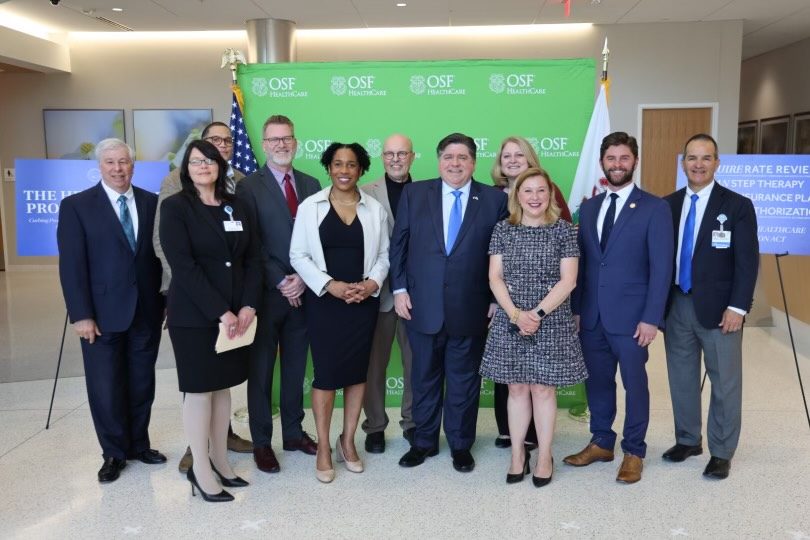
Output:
[629, 202, 636, 209]
[472, 195, 479, 200]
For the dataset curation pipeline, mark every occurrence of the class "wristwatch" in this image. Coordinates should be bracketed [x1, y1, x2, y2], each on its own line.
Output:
[536, 308, 547, 319]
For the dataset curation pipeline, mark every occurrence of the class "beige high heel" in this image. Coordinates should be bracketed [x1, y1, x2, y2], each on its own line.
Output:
[336, 434, 364, 473]
[315, 466, 335, 484]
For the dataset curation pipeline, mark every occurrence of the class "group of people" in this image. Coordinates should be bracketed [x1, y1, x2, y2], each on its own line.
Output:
[56, 112, 758, 502]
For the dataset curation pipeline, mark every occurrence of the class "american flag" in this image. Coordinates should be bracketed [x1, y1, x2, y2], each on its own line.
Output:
[229, 84, 259, 176]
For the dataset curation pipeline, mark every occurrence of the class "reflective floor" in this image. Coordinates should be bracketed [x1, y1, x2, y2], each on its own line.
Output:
[1, 270, 809, 539]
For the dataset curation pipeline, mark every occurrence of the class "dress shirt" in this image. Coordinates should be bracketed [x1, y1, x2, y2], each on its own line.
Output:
[596, 181, 634, 242]
[100, 181, 138, 240]
[675, 181, 746, 315]
[441, 179, 471, 246]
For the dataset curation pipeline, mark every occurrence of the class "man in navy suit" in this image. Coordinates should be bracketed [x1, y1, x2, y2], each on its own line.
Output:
[390, 132, 508, 472]
[57, 138, 165, 483]
[566, 132, 673, 484]
[662, 134, 758, 480]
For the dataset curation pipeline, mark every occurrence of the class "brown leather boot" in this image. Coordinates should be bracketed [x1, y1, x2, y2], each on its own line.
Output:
[563, 442, 615, 467]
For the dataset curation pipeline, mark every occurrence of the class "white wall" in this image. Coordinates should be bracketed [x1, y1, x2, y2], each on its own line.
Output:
[0, 20, 743, 267]
[739, 36, 810, 121]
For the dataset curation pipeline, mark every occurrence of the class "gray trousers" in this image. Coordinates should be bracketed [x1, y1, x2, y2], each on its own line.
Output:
[664, 292, 743, 460]
[362, 308, 414, 434]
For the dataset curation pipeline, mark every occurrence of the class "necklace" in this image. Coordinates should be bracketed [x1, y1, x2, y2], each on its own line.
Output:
[329, 190, 359, 206]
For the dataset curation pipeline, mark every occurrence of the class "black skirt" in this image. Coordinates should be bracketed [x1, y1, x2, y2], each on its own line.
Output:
[169, 325, 249, 393]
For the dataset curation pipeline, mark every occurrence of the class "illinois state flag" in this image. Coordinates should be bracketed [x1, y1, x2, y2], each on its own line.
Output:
[229, 83, 259, 176]
[568, 81, 610, 223]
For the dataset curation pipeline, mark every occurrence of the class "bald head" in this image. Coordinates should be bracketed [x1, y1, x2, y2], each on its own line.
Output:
[382, 134, 414, 182]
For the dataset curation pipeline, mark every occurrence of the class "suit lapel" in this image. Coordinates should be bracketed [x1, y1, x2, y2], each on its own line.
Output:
[587, 192, 605, 253]
[450, 181, 482, 254]
[133, 188, 148, 255]
[603, 186, 641, 255]
[695, 184, 726, 252]
[428, 180, 445, 252]
[258, 167, 293, 226]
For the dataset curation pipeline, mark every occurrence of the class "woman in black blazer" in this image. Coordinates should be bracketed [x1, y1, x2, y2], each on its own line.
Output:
[160, 140, 262, 503]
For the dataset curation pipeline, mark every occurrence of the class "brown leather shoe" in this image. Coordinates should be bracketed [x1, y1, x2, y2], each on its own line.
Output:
[283, 432, 318, 455]
[227, 431, 254, 453]
[178, 446, 193, 474]
[253, 446, 280, 473]
[563, 442, 615, 467]
[616, 454, 643, 484]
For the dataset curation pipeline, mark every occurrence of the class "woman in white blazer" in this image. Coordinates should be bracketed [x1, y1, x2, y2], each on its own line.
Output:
[289, 142, 389, 483]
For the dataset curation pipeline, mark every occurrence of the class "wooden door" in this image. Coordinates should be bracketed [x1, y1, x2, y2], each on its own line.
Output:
[640, 107, 712, 197]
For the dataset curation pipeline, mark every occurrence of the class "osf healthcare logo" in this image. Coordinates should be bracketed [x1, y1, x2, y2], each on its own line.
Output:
[330, 75, 387, 97]
[408, 74, 465, 95]
[527, 136, 579, 158]
[251, 76, 308, 98]
[488, 73, 547, 95]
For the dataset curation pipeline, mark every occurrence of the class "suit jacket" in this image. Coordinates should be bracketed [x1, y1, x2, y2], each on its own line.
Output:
[664, 183, 759, 328]
[236, 165, 321, 291]
[389, 178, 508, 336]
[290, 186, 389, 296]
[159, 193, 262, 327]
[57, 182, 164, 332]
[153, 167, 246, 293]
[571, 185, 674, 335]
[361, 177, 397, 312]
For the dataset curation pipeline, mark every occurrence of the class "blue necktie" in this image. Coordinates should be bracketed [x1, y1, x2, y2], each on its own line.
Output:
[446, 190, 462, 254]
[679, 193, 699, 293]
[117, 195, 136, 252]
[600, 193, 618, 251]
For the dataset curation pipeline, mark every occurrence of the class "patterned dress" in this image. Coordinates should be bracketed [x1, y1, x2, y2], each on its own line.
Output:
[480, 219, 587, 387]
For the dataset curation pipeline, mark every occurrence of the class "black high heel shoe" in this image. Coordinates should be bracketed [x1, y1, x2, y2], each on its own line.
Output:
[532, 457, 553, 488]
[210, 460, 249, 488]
[187, 468, 234, 502]
[506, 453, 531, 484]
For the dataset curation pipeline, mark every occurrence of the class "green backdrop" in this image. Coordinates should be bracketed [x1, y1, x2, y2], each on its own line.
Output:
[239, 59, 593, 408]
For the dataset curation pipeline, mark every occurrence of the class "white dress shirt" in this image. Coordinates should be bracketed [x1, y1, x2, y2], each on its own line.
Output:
[596, 182, 635, 242]
[101, 181, 138, 240]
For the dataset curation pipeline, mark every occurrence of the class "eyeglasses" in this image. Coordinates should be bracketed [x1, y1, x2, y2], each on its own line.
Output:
[204, 136, 233, 147]
[383, 151, 412, 161]
[263, 136, 295, 146]
[189, 158, 215, 166]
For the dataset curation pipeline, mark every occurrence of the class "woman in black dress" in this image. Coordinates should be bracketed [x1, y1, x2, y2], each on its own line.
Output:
[160, 140, 262, 502]
[290, 142, 389, 483]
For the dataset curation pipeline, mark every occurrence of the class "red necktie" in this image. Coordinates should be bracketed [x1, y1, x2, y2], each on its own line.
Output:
[283, 173, 298, 218]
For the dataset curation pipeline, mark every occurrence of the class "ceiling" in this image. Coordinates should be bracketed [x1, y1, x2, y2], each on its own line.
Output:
[1, 0, 810, 59]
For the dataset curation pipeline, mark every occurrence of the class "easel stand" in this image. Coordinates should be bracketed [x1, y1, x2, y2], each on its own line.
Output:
[45, 312, 69, 429]
[775, 252, 810, 432]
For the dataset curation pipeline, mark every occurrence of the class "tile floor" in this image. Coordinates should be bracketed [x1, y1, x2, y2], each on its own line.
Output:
[1, 270, 809, 539]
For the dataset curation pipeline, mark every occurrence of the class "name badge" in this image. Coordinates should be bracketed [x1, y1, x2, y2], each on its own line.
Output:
[224, 220, 243, 232]
[712, 230, 731, 249]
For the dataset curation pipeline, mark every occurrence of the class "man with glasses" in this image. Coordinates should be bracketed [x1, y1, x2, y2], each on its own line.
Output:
[152, 121, 253, 474]
[360, 134, 417, 454]
[237, 115, 321, 473]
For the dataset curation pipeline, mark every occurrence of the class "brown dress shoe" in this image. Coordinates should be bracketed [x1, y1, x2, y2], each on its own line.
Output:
[616, 454, 643, 484]
[227, 431, 254, 453]
[282, 432, 318, 455]
[563, 442, 615, 467]
[253, 446, 280, 473]
[178, 446, 193, 474]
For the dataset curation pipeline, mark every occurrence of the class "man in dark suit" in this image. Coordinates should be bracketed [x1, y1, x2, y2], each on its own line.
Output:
[391, 132, 508, 473]
[57, 138, 165, 483]
[662, 133, 758, 480]
[566, 132, 673, 484]
[360, 133, 416, 454]
[237, 114, 321, 473]
[153, 121, 252, 474]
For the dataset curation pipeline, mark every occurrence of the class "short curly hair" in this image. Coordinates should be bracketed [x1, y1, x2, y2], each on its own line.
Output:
[319, 142, 371, 175]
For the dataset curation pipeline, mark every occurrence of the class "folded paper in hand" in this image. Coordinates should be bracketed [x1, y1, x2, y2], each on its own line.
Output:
[215, 316, 258, 354]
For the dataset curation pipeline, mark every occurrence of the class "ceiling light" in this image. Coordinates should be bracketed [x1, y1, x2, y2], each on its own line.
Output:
[112, 8, 123, 12]
[396, 2, 407, 6]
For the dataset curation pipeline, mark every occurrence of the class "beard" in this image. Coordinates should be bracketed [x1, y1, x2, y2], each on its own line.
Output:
[269, 150, 293, 167]
[602, 164, 636, 188]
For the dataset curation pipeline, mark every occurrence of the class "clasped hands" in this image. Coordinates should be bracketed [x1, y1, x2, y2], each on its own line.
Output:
[220, 307, 255, 340]
[326, 279, 378, 304]
[513, 310, 542, 336]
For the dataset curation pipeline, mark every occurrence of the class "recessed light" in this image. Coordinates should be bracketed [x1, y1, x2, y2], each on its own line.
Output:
[112, 7, 123, 12]
[396, 2, 407, 6]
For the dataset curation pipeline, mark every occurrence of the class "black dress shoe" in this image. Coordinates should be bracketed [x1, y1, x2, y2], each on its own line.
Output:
[662, 443, 703, 463]
[402, 428, 415, 445]
[399, 446, 438, 468]
[131, 449, 167, 464]
[506, 453, 530, 484]
[365, 432, 386, 454]
[494, 436, 511, 448]
[451, 449, 475, 472]
[703, 456, 731, 479]
[98, 457, 126, 483]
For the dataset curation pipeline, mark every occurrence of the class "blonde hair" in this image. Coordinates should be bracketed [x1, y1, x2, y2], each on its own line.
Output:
[507, 167, 561, 225]
[491, 136, 541, 189]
